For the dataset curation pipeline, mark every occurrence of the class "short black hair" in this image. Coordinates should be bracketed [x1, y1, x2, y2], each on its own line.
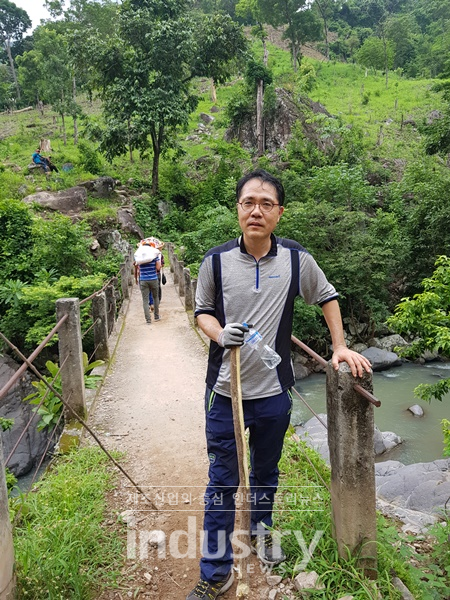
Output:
[236, 169, 285, 206]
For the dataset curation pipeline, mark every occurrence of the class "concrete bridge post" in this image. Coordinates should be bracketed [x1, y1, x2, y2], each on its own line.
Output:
[192, 279, 197, 313]
[92, 292, 110, 361]
[326, 362, 377, 578]
[56, 298, 86, 421]
[172, 255, 179, 285]
[184, 268, 193, 310]
[105, 282, 117, 336]
[126, 251, 134, 288]
[0, 434, 15, 599]
[120, 262, 129, 300]
[178, 261, 185, 297]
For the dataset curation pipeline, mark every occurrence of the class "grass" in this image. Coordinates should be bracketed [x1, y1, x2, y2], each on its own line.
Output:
[12, 446, 126, 599]
[249, 40, 447, 163]
[273, 434, 448, 599]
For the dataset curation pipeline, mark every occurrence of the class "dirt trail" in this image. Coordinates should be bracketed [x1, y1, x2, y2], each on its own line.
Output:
[90, 272, 269, 600]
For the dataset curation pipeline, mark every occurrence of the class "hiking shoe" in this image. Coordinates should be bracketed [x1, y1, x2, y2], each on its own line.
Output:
[251, 534, 286, 566]
[186, 571, 233, 599]
[154, 316, 161, 321]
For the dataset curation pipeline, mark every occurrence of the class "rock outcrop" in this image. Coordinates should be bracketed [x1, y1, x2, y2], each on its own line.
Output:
[225, 88, 331, 152]
[22, 186, 88, 216]
[375, 459, 450, 531]
[0, 356, 57, 477]
[79, 176, 116, 198]
[117, 208, 145, 240]
[296, 414, 449, 531]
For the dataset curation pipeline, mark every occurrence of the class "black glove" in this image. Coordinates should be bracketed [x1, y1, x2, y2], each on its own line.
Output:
[217, 323, 249, 348]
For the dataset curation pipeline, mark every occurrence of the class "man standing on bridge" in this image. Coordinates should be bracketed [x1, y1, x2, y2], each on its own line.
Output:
[187, 169, 371, 600]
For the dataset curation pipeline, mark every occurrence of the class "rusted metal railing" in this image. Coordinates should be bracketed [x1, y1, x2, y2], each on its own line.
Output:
[291, 334, 381, 408]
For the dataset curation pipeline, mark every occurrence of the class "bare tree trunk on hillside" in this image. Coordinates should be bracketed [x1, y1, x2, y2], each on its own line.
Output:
[127, 119, 134, 163]
[292, 43, 298, 72]
[382, 34, 389, 89]
[150, 124, 164, 195]
[315, 0, 329, 59]
[256, 79, 264, 156]
[61, 112, 67, 146]
[5, 39, 20, 101]
[211, 80, 217, 103]
[73, 76, 78, 146]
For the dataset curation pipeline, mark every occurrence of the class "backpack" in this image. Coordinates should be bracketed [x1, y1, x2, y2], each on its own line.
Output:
[134, 244, 160, 265]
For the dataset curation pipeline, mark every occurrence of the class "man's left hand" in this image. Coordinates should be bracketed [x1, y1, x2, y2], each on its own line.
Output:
[331, 346, 372, 378]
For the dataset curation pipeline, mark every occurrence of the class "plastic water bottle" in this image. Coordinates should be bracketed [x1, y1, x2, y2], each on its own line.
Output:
[243, 324, 282, 369]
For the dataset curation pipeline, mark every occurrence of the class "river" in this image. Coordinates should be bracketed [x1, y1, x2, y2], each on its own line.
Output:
[293, 362, 450, 465]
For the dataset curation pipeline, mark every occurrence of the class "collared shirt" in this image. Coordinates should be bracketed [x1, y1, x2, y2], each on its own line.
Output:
[195, 234, 338, 399]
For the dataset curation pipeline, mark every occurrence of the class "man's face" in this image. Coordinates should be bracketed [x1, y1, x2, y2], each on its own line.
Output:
[237, 178, 284, 243]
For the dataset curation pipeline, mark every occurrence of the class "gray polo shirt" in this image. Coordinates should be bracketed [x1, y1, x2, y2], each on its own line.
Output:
[195, 234, 338, 400]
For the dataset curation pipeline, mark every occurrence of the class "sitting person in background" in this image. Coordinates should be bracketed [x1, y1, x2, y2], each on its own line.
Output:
[32, 148, 49, 172]
[32, 148, 58, 173]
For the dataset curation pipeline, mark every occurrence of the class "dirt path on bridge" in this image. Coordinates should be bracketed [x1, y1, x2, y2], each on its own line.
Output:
[89, 272, 270, 600]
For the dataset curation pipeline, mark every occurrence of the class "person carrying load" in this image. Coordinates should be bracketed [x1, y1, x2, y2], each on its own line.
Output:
[134, 239, 161, 324]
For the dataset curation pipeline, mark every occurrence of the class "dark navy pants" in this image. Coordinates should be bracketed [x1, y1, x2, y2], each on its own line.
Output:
[200, 387, 292, 582]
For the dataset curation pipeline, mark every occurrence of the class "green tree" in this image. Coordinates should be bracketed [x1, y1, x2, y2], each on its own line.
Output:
[388, 255, 450, 403]
[16, 48, 44, 105]
[385, 13, 420, 74]
[389, 161, 450, 287]
[355, 35, 394, 71]
[0, 0, 31, 102]
[257, 0, 322, 70]
[89, 0, 247, 194]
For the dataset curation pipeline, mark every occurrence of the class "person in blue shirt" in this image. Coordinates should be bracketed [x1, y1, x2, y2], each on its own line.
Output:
[134, 249, 161, 324]
[32, 149, 59, 173]
[32, 149, 49, 172]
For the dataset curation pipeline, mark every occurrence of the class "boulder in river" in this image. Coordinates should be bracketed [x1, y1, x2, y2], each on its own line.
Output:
[361, 346, 402, 371]
[408, 404, 424, 417]
[295, 414, 402, 463]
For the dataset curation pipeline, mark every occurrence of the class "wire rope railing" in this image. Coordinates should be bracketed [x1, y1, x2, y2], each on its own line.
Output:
[0, 248, 154, 509]
[4, 354, 70, 466]
[0, 315, 68, 403]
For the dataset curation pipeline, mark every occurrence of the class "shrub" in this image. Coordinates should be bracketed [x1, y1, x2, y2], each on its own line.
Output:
[78, 140, 103, 175]
[31, 214, 93, 277]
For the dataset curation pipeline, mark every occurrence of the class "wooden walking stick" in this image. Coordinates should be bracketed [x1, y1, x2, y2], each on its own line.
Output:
[230, 346, 251, 598]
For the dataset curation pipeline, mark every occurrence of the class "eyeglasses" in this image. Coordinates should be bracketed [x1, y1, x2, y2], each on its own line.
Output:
[237, 200, 280, 213]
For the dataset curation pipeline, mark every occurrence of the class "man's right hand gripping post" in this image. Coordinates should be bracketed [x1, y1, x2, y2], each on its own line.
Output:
[217, 323, 250, 349]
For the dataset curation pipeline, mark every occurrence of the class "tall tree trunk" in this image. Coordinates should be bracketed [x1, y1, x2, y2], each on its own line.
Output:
[211, 80, 217, 103]
[127, 119, 134, 163]
[73, 76, 78, 146]
[5, 39, 20, 101]
[316, 0, 329, 60]
[382, 34, 389, 89]
[150, 124, 164, 195]
[256, 79, 264, 156]
[292, 43, 301, 72]
[61, 112, 67, 146]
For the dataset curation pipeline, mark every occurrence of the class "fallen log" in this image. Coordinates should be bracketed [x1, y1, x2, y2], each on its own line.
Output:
[0, 106, 33, 116]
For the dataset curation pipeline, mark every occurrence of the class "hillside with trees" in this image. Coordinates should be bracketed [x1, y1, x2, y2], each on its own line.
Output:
[0, 0, 449, 358]
[0, 0, 449, 597]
